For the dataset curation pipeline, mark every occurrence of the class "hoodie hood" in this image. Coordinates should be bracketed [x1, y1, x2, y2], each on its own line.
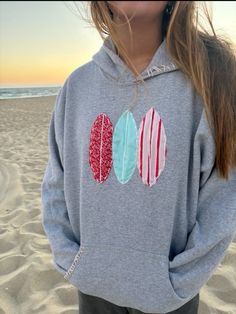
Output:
[92, 35, 179, 85]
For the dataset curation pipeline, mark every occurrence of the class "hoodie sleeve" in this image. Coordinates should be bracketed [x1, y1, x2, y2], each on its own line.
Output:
[40, 80, 81, 278]
[168, 107, 236, 300]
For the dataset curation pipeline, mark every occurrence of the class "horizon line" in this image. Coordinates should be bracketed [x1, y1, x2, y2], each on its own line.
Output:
[0, 85, 62, 89]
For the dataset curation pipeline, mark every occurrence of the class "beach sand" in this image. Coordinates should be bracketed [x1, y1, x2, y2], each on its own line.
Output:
[0, 96, 235, 314]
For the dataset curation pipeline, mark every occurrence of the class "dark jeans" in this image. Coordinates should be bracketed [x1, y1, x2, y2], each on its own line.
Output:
[78, 289, 199, 314]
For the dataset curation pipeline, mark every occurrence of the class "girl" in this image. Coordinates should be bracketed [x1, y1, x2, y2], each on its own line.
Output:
[41, 1, 236, 314]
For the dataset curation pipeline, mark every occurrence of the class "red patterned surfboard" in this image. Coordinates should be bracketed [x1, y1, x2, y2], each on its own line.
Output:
[137, 107, 167, 187]
[89, 113, 113, 183]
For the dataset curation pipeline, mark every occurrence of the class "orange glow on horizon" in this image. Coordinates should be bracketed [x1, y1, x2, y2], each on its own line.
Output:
[0, 53, 91, 87]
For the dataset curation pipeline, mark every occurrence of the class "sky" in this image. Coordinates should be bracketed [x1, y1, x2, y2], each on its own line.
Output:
[0, 1, 236, 88]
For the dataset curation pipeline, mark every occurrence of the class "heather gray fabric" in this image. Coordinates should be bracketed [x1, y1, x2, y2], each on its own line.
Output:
[40, 35, 236, 313]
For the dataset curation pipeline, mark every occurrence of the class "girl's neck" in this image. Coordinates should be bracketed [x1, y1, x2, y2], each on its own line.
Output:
[113, 15, 164, 73]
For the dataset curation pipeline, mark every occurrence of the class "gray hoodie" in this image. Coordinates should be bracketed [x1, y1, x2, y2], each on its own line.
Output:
[40, 35, 236, 313]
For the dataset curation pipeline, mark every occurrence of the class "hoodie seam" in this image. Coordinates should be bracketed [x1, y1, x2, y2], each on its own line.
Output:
[79, 243, 167, 259]
[92, 60, 178, 86]
[63, 246, 84, 280]
[147, 63, 177, 78]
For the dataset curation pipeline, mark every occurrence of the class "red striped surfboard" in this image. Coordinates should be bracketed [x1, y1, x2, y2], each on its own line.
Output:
[89, 113, 113, 183]
[137, 107, 167, 187]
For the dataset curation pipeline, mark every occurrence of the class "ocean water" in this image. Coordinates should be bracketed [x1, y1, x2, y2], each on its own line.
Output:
[0, 86, 62, 100]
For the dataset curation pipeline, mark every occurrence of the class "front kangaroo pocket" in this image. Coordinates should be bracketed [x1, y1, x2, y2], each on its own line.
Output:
[66, 243, 187, 313]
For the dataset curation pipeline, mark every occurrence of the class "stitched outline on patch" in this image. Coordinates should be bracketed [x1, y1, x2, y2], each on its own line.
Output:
[122, 112, 129, 182]
[64, 247, 84, 280]
[99, 113, 105, 182]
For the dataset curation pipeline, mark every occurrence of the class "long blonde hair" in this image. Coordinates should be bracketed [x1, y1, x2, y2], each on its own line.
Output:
[72, 1, 236, 180]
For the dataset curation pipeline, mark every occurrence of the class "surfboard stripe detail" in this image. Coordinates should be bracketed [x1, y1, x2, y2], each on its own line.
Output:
[137, 107, 167, 186]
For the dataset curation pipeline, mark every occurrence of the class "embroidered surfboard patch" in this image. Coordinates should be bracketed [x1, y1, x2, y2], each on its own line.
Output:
[112, 110, 138, 184]
[137, 107, 167, 187]
[89, 113, 113, 183]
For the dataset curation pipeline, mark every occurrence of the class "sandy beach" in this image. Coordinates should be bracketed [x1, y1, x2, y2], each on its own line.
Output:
[0, 95, 235, 314]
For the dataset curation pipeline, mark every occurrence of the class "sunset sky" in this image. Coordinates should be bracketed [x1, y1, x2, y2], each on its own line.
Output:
[0, 1, 236, 88]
